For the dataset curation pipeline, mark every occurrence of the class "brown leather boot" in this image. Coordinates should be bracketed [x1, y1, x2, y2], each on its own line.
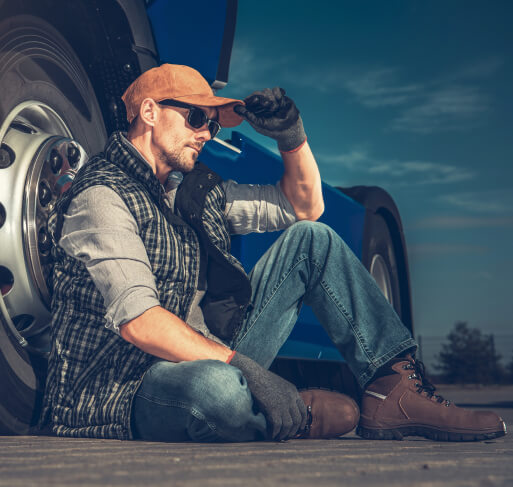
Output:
[358, 356, 507, 441]
[296, 389, 360, 439]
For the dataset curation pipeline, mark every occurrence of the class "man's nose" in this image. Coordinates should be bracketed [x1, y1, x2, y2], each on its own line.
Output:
[195, 126, 211, 142]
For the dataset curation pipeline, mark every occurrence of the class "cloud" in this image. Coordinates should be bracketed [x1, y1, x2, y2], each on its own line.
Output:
[439, 57, 504, 82]
[318, 148, 475, 186]
[408, 243, 488, 256]
[286, 56, 502, 134]
[318, 149, 368, 169]
[473, 271, 493, 280]
[390, 86, 490, 133]
[288, 65, 422, 106]
[337, 61, 498, 133]
[474, 271, 494, 281]
[437, 191, 513, 214]
[227, 43, 501, 134]
[413, 216, 513, 229]
[226, 44, 294, 96]
[367, 160, 474, 184]
[340, 68, 422, 108]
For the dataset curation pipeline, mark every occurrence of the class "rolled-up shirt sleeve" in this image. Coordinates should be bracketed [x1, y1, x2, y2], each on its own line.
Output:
[223, 180, 297, 235]
[59, 185, 161, 334]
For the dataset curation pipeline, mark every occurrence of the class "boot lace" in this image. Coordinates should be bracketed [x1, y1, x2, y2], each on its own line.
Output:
[403, 359, 451, 406]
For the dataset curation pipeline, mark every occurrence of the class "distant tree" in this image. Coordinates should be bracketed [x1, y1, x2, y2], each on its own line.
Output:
[434, 321, 504, 384]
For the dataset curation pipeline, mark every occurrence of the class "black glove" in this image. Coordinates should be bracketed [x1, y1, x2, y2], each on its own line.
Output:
[230, 352, 307, 440]
[234, 87, 307, 152]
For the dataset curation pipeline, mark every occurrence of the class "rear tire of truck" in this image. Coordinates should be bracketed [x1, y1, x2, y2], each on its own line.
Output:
[0, 14, 107, 435]
[338, 185, 413, 334]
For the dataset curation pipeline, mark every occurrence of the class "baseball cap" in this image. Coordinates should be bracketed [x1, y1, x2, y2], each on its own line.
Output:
[121, 64, 244, 128]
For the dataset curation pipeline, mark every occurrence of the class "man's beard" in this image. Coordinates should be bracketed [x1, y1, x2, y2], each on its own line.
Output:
[160, 142, 202, 173]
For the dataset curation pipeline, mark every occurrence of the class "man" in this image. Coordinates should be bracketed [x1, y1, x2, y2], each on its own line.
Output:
[40, 64, 506, 443]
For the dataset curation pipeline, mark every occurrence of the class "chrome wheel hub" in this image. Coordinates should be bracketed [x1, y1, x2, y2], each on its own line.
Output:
[370, 254, 394, 306]
[0, 101, 87, 347]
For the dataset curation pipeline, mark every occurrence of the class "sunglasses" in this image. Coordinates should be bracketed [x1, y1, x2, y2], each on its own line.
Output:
[158, 99, 221, 138]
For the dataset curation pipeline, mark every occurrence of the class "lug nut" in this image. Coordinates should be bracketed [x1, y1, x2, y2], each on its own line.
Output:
[38, 181, 52, 207]
[0, 203, 5, 229]
[67, 145, 80, 167]
[50, 149, 63, 173]
[38, 227, 52, 253]
[0, 144, 15, 169]
[0, 265, 14, 296]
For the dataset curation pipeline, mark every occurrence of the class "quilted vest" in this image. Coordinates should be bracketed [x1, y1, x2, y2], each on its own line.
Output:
[40, 132, 251, 439]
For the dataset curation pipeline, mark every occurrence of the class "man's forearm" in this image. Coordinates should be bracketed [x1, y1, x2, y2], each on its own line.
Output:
[280, 141, 324, 221]
[233, 88, 324, 221]
[120, 305, 233, 362]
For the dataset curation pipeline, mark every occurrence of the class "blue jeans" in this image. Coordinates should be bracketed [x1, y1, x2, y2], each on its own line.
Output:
[131, 221, 417, 442]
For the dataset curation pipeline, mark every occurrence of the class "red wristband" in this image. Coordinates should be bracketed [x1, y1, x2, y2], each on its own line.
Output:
[226, 350, 236, 364]
[279, 137, 307, 154]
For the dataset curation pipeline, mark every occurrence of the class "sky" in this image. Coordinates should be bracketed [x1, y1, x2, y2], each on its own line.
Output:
[219, 0, 513, 346]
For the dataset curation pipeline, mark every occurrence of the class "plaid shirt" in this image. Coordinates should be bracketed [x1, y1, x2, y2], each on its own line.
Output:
[40, 132, 250, 439]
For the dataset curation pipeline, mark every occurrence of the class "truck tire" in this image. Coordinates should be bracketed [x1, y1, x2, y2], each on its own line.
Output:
[338, 185, 413, 334]
[0, 14, 107, 434]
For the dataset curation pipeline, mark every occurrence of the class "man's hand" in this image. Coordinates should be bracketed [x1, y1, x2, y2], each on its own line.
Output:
[230, 352, 307, 440]
[234, 87, 306, 152]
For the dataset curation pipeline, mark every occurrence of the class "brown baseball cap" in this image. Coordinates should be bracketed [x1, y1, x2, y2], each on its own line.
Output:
[121, 64, 244, 128]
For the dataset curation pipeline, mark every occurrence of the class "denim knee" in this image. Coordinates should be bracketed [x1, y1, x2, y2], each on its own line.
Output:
[203, 362, 256, 428]
[285, 220, 338, 243]
[133, 360, 264, 442]
[287, 219, 330, 233]
[171, 360, 255, 431]
[284, 220, 344, 259]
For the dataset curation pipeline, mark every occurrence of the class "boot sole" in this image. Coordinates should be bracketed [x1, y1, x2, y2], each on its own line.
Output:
[356, 423, 507, 442]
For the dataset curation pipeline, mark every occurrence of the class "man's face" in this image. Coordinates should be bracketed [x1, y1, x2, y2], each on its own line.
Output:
[151, 103, 218, 174]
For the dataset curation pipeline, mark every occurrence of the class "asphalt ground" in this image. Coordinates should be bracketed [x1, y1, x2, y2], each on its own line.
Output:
[1, 385, 512, 487]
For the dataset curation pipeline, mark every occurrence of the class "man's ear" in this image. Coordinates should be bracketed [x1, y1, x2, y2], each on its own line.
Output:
[139, 98, 158, 127]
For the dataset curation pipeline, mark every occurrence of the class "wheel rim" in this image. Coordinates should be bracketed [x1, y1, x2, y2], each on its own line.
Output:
[0, 101, 88, 345]
[369, 254, 394, 307]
